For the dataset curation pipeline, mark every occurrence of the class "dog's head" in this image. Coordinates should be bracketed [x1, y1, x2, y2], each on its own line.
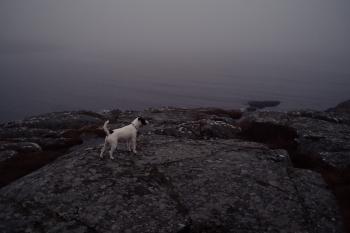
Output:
[132, 116, 149, 128]
[137, 116, 149, 126]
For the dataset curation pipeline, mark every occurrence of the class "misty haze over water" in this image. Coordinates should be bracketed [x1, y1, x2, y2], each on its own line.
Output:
[1, 0, 350, 122]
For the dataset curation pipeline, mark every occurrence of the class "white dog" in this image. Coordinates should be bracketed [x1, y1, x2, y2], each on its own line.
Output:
[100, 117, 148, 159]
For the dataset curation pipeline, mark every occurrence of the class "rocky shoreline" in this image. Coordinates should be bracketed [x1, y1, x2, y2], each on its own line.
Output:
[0, 100, 349, 233]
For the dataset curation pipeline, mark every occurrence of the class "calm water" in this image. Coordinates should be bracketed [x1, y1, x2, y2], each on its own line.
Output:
[2, 0, 350, 123]
[1, 51, 349, 122]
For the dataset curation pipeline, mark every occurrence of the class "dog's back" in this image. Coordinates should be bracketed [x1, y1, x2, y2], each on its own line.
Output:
[111, 125, 136, 141]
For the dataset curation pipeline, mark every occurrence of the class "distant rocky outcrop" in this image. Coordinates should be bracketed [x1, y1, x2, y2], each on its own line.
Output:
[328, 100, 350, 114]
[247, 100, 281, 111]
[0, 102, 349, 233]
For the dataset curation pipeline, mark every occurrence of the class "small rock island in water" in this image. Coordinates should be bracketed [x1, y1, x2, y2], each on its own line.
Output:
[0, 100, 350, 233]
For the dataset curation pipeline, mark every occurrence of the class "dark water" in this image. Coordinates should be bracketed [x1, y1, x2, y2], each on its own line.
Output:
[1, 51, 349, 123]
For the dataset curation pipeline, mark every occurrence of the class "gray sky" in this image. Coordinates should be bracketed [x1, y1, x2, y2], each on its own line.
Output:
[1, 0, 349, 71]
[0, 0, 350, 121]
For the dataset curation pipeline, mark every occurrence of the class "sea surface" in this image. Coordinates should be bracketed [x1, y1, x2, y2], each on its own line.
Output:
[1, 51, 349, 122]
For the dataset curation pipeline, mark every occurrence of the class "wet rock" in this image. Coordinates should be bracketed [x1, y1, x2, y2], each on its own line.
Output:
[0, 137, 343, 233]
[247, 100, 281, 109]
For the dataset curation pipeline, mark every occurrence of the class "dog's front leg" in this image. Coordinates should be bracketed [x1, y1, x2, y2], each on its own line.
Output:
[127, 140, 132, 152]
[132, 137, 137, 154]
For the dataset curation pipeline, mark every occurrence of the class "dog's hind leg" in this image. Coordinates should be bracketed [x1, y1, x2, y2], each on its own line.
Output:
[100, 138, 108, 158]
[109, 143, 117, 160]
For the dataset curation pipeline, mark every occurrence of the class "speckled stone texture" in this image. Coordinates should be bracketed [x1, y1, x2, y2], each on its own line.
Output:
[0, 135, 343, 232]
[0, 104, 348, 233]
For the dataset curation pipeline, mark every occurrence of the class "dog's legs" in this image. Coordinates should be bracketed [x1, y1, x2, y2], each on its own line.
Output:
[132, 137, 137, 154]
[109, 143, 117, 160]
[100, 138, 108, 158]
[127, 140, 132, 152]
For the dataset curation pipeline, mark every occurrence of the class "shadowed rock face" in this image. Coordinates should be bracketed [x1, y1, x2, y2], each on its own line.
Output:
[0, 104, 348, 232]
[240, 110, 350, 169]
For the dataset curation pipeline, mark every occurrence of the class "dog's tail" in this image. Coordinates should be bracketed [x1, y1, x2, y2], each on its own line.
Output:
[103, 120, 110, 136]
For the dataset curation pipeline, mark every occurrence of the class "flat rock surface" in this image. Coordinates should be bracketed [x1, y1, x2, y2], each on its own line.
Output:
[0, 134, 343, 232]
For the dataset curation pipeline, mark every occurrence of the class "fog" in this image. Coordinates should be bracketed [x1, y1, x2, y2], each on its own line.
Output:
[1, 0, 350, 121]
